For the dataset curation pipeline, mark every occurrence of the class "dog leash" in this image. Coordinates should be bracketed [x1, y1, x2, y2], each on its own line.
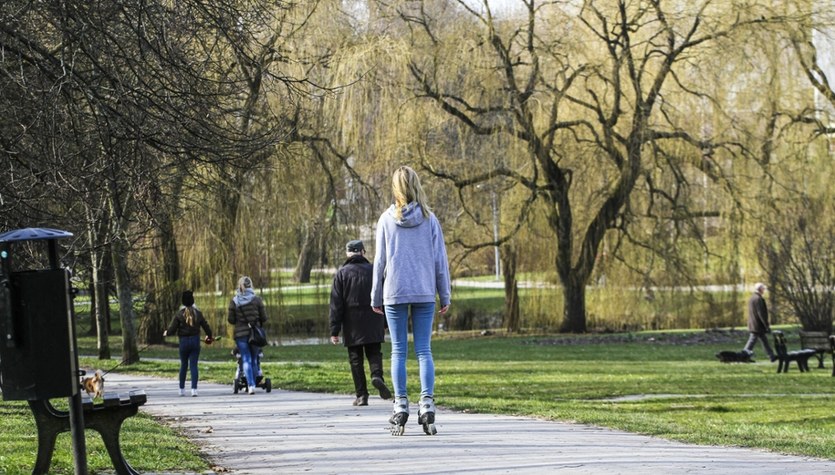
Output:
[99, 335, 221, 377]
[98, 342, 154, 377]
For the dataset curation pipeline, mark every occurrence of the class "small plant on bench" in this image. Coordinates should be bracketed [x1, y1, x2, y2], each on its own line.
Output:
[772, 331, 817, 373]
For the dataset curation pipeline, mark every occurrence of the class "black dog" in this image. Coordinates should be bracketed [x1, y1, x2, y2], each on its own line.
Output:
[715, 350, 754, 363]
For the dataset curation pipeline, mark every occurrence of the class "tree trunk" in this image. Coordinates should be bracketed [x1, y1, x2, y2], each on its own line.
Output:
[138, 281, 165, 345]
[111, 233, 139, 364]
[501, 243, 520, 333]
[294, 221, 318, 283]
[140, 206, 181, 344]
[560, 275, 587, 333]
[86, 205, 111, 359]
[86, 277, 97, 337]
[294, 190, 334, 284]
[214, 177, 242, 288]
[94, 276, 111, 360]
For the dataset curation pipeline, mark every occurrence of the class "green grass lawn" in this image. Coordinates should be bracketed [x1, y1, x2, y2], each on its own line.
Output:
[3, 329, 833, 473]
[264, 331, 835, 459]
[0, 400, 207, 474]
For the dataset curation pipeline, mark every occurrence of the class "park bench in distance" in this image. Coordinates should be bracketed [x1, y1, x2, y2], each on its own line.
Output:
[772, 331, 817, 373]
[831, 335, 835, 377]
[799, 330, 833, 369]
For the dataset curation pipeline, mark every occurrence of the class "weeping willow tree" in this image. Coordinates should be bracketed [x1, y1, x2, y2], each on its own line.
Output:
[128, 1, 323, 346]
[754, 4, 835, 333]
[0, 0, 297, 360]
[165, 0, 381, 338]
[359, 0, 813, 333]
[144, 0, 832, 337]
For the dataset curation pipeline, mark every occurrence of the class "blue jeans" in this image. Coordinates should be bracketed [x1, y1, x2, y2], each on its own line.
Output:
[178, 335, 201, 389]
[385, 302, 435, 399]
[235, 337, 261, 386]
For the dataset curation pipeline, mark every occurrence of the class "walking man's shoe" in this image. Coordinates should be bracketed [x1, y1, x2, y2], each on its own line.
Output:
[353, 394, 369, 406]
[372, 376, 392, 400]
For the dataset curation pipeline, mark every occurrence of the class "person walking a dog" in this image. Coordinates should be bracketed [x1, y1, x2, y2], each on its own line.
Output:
[329, 239, 392, 406]
[164, 290, 213, 397]
[228, 275, 268, 395]
[742, 282, 776, 362]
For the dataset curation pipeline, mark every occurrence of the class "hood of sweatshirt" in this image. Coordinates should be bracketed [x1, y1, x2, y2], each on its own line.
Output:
[387, 202, 425, 228]
[233, 288, 256, 307]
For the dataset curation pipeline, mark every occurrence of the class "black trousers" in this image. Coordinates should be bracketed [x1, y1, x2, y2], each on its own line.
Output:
[347, 342, 384, 397]
[743, 332, 775, 358]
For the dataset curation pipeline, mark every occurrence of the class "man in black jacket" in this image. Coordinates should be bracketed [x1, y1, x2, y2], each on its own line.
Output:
[743, 283, 776, 362]
[330, 240, 392, 405]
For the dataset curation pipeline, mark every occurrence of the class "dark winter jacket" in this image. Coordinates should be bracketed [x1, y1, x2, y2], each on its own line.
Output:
[167, 306, 212, 338]
[747, 292, 770, 334]
[329, 254, 386, 347]
[228, 290, 268, 340]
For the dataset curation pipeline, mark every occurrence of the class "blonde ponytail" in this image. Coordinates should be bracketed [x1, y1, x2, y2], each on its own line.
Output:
[392, 166, 431, 220]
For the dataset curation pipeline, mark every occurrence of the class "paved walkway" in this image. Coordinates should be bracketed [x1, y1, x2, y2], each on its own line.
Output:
[106, 373, 835, 474]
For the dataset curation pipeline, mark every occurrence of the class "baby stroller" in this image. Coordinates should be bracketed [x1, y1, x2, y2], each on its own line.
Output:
[232, 347, 272, 394]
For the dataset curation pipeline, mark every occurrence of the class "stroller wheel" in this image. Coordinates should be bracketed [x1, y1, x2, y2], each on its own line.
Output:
[233, 378, 240, 394]
[265, 378, 272, 393]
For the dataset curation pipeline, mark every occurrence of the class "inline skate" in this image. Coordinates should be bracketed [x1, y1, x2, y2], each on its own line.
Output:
[389, 396, 409, 436]
[417, 395, 437, 435]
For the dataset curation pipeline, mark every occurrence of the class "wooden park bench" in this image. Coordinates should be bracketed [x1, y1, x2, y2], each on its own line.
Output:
[28, 390, 147, 475]
[799, 330, 833, 369]
[831, 335, 835, 377]
[772, 331, 817, 374]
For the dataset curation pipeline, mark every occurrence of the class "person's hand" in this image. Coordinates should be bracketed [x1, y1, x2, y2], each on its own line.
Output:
[439, 304, 450, 315]
[372, 306, 384, 314]
[331, 336, 340, 345]
[204, 336, 214, 344]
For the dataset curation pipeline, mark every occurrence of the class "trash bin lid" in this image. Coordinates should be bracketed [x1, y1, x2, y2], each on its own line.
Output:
[0, 228, 73, 243]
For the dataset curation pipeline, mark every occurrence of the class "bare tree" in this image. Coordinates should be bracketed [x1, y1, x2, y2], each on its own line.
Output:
[759, 196, 834, 332]
[0, 0, 327, 359]
[386, 0, 791, 332]
[790, 10, 835, 137]
[758, 6, 835, 332]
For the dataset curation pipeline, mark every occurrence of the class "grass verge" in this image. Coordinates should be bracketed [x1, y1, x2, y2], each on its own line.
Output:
[3, 329, 832, 473]
[0, 399, 208, 474]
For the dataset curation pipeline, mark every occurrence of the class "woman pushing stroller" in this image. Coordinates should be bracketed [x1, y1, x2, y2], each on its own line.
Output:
[228, 275, 268, 395]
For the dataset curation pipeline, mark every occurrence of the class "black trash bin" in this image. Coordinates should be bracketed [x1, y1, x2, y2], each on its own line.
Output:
[1, 267, 76, 400]
[0, 228, 90, 474]
[0, 228, 79, 401]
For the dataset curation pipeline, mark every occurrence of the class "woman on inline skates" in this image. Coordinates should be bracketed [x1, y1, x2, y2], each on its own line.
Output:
[371, 166, 451, 436]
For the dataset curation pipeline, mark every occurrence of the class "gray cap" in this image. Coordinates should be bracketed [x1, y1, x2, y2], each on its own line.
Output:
[346, 240, 364, 253]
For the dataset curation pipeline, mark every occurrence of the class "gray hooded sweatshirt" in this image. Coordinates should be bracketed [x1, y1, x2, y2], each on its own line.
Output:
[371, 202, 451, 308]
